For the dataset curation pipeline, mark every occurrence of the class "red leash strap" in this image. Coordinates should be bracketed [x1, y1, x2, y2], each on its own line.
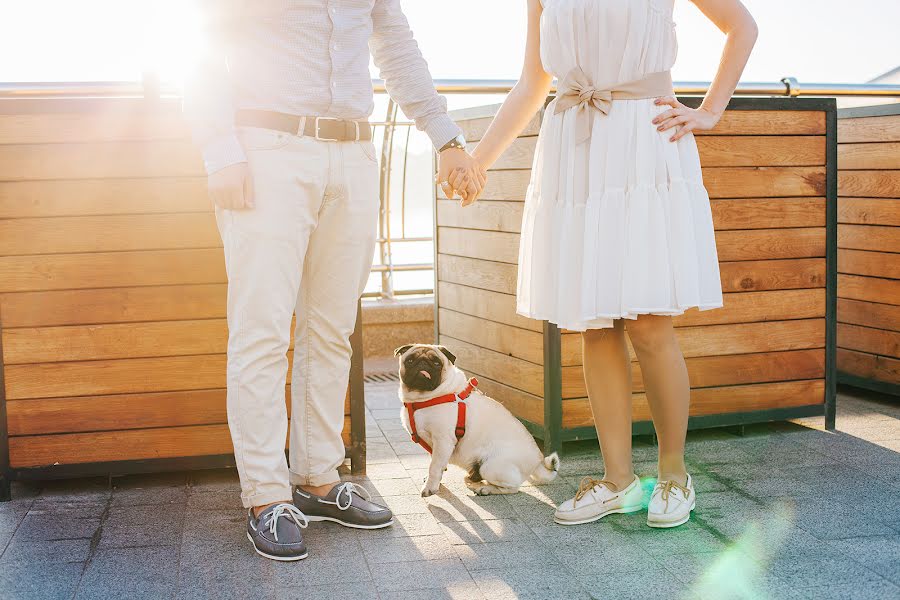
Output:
[405, 378, 478, 455]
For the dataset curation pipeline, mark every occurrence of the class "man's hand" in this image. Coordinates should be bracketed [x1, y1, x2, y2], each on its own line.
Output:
[208, 163, 255, 210]
[437, 148, 486, 207]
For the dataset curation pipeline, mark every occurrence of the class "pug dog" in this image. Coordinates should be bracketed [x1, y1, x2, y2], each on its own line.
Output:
[396, 343, 560, 497]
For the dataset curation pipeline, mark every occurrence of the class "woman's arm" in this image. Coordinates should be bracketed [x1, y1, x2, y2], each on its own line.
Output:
[454, 0, 552, 206]
[655, 0, 758, 142]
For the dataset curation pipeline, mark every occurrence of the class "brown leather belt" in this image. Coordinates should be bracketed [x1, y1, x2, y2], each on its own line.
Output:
[235, 109, 372, 142]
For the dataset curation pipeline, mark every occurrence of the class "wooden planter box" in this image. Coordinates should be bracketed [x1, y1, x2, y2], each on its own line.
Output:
[837, 104, 900, 396]
[436, 97, 837, 452]
[0, 97, 366, 500]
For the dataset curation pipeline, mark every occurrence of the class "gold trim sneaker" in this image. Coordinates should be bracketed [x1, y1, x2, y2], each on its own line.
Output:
[554, 475, 643, 525]
[647, 474, 695, 528]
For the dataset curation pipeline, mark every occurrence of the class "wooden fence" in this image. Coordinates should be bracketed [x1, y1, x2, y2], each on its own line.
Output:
[837, 104, 900, 396]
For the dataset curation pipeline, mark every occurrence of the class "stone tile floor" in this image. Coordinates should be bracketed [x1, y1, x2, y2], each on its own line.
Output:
[2, 383, 899, 599]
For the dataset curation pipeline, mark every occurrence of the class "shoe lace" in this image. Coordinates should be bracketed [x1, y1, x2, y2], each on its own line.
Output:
[658, 479, 690, 502]
[263, 503, 308, 542]
[334, 482, 372, 511]
[574, 476, 615, 505]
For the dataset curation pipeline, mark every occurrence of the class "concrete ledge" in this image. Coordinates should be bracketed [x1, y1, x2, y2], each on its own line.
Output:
[361, 297, 434, 360]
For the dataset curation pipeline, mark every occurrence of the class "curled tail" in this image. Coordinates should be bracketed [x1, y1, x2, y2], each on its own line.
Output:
[529, 452, 560, 484]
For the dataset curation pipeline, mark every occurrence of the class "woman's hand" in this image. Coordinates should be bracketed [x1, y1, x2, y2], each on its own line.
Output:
[448, 163, 488, 207]
[652, 97, 722, 142]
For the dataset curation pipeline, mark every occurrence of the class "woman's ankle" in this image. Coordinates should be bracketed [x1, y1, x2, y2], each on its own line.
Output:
[602, 472, 636, 491]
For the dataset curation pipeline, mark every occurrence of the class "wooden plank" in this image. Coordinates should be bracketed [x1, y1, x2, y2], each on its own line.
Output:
[0, 213, 220, 256]
[711, 197, 825, 230]
[437, 281, 541, 332]
[437, 228, 519, 264]
[4, 354, 228, 400]
[468, 137, 536, 171]
[838, 115, 900, 143]
[715, 228, 825, 261]
[838, 198, 900, 227]
[457, 112, 542, 142]
[695, 110, 825, 136]
[837, 348, 900, 385]
[672, 289, 825, 327]
[839, 142, 900, 170]
[696, 136, 824, 167]
[466, 374, 545, 425]
[0, 178, 209, 219]
[2, 319, 230, 365]
[439, 334, 543, 397]
[439, 308, 543, 365]
[0, 248, 226, 293]
[561, 318, 825, 368]
[9, 424, 234, 467]
[436, 199, 524, 233]
[839, 171, 900, 198]
[0, 111, 189, 144]
[837, 249, 900, 280]
[437, 254, 517, 295]
[0, 284, 227, 328]
[702, 167, 826, 199]
[719, 258, 826, 292]
[0, 141, 204, 181]
[5, 386, 348, 436]
[838, 298, 900, 333]
[837, 323, 900, 359]
[561, 349, 825, 398]
[838, 224, 900, 253]
[0, 97, 184, 116]
[562, 379, 826, 428]
[838, 274, 900, 306]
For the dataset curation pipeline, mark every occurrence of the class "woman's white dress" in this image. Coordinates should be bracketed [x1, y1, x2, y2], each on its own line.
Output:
[517, 0, 723, 331]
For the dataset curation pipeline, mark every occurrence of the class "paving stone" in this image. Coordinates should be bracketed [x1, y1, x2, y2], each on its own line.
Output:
[379, 586, 486, 600]
[112, 484, 187, 507]
[440, 518, 537, 545]
[0, 537, 92, 565]
[382, 494, 433, 515]
[75, 568, 178, 600]
[15, 514, 101, 541]
[0, 560, 84, 600]
[827, 535, 900, 584]
[353, 476, 419, 497]
[186, 490, 244, 510]
[454, 539, 558, 571]
[367, 462, 413, 480]
[798, 578, 900, 600]
[362, 533, 458, 563]
[188, 469, 242, 492]
[768, 554, 883, 588]
[577, 564, 680, 599]
[272, 554, 372, 587]
[470, 565, 592, 599]
[371, 557, 475, 592]
[366, 512, 444, 538]
[275, 581, 380, 600]
[424, 490, 517, 523]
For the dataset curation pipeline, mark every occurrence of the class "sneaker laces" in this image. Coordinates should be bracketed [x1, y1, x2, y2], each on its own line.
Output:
[263, 503, 308, 542]
[334, 482, 372, 510]
[574, 476, 615, 506]
[654, 480, 691, 512]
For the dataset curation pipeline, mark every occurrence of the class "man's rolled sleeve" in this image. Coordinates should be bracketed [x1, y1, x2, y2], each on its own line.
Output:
[202, 134, 248, 175]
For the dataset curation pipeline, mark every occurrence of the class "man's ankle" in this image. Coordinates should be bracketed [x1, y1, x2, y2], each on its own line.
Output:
[297, 481, 340, 497]
[252, 500, 291, 518]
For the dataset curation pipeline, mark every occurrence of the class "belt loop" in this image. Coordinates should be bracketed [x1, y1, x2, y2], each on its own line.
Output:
[297, 116, 307, 137]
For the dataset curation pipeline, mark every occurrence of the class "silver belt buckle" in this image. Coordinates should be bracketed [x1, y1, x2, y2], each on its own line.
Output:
[313, 117, 361, 142]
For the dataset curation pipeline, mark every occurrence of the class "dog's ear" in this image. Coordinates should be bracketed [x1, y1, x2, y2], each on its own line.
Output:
[436, 345, 457, 365]
[394, 344, 415, 357]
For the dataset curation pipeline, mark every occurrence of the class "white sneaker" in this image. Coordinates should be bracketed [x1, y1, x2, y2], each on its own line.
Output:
[554, 475, 643, 525]
[647, 474, 695, 528]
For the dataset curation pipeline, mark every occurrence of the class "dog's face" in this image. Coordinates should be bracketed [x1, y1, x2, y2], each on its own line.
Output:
[395, 343, 457, 393]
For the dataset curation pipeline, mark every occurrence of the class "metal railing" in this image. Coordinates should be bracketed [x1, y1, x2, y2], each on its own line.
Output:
[2, 79, 899, 299]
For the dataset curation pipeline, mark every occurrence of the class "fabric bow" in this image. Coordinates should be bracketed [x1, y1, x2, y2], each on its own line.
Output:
[553, 68, 611, 144]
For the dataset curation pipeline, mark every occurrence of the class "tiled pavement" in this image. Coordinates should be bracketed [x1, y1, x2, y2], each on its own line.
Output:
[2, 384, 899, 600]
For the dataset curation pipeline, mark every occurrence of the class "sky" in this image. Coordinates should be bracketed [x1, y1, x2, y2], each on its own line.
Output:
[1, 0, 897, 87]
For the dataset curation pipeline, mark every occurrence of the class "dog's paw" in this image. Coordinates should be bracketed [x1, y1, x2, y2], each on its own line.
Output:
[421, 482, 440, 497]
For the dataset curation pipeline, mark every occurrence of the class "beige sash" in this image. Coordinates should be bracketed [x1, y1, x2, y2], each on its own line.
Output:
[552, 68, 674, 143]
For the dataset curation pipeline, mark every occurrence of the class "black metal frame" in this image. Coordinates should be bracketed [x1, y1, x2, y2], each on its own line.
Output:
[528, 97, 839, 454]
[0, 300, 367, 501]
[835, 103, 900, 398]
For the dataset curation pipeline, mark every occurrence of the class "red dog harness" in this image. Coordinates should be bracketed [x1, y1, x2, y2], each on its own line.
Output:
[403, 378, 478, 454]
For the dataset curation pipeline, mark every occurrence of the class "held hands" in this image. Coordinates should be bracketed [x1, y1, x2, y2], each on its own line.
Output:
[652, 96, 722, 142]
[437, 148, 487, 207]
[208, 163, 255, 210]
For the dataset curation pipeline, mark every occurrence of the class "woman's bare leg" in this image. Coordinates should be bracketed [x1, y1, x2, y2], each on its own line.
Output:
[625, 314, 689, 484]
[581, 320, 635, 491]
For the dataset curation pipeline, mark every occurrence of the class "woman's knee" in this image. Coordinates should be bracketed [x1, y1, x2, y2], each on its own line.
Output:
[626, 315, 676, 355]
